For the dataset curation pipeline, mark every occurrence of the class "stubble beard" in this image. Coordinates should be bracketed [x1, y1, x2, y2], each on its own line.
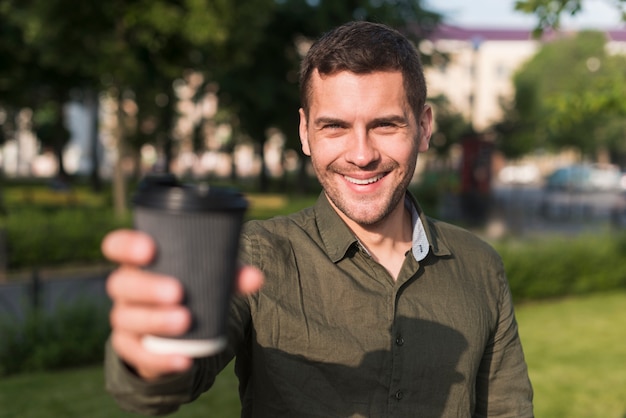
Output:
[319, 163, 415, 227]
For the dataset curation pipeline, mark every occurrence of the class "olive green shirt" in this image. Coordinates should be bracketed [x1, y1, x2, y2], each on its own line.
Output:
[105, 192, 533, 417]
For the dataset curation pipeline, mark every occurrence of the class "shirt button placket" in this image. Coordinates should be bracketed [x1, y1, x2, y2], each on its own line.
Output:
[390, 329, 405, 411]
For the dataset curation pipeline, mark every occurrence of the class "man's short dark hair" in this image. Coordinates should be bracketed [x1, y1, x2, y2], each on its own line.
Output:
[299, 21, 427, 120]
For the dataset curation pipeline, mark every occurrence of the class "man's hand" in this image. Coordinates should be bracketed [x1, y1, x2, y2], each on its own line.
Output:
[102, 229, 263, 381]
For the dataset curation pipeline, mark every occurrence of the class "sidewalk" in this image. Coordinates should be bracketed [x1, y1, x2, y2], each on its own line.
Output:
[0, 263, 113, 321]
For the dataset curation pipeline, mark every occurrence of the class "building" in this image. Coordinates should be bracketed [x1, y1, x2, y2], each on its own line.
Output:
[424, 24, 626, 132]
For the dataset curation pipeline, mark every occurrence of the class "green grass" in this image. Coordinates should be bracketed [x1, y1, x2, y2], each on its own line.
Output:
[517, 291, 626, 418]
[0, 363, 241, 418]
[1, 292, 625, 417]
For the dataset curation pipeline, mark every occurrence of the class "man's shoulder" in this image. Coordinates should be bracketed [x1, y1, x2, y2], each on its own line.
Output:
[239, 206, 321, 269]
[425, 216, 501, 261]
[242, 206, 317, 240]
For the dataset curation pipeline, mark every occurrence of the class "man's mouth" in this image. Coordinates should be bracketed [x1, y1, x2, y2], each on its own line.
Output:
[344, 173, 386, 185]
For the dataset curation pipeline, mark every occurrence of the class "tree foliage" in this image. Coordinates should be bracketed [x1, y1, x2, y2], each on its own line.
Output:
[0, 0, 274, 176]
[515, 0, 626, 35]
[0, 0, 443, 193]
[429, 95, 472, 157]
[497, 30, 626, 163]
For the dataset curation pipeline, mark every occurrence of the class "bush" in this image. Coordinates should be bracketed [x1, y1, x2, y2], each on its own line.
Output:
[0, 300, 111, 376]
[496, 232, 626, 301]
[4, 207, 130, 270]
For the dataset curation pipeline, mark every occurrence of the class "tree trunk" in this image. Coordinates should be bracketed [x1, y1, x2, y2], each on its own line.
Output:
[113, 155, 127, 219]
[160, 90, 175, 174]
[297, 155, 310, 195]
[113, 89, 127, 219]
[86, 88, 102, 192]
[53, 106, 69, 182]
[53, 144, 68, 179]
[258, 138, 269, 192]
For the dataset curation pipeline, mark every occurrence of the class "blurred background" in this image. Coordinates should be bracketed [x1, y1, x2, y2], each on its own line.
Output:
[0, 1, 625, 417]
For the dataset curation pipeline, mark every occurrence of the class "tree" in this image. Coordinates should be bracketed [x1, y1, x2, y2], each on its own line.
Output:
[2, 0, 111, 183]
[0, 0, 275, 215]
[515, 0, 626, 35]
[497, 30, 626, 163]
[429, 94, 472, 158]
[0, 8, 27, 154]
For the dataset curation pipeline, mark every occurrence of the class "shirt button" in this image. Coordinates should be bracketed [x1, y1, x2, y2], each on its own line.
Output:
[395, 390, 404, 400]
[395, 335, 405, 346]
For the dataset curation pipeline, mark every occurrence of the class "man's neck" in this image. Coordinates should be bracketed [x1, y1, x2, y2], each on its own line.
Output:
[340, 201, 412, 280]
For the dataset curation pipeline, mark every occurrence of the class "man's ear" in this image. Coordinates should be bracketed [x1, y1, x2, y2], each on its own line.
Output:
[418, 104, 433, 152]
[299, 108, 311, 156]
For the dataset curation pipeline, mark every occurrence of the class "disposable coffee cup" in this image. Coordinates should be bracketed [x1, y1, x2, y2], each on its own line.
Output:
[132, 174, 248, 357]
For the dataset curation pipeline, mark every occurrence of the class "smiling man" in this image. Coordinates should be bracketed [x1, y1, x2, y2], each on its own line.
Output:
[104, 21, 534, 417]
[299, 69, 430, 279]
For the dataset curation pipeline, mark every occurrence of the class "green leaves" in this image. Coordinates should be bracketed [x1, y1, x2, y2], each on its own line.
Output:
[515, 0, 583, 35]
[515, 0, 626, 36]
[501, 30, 626, 159]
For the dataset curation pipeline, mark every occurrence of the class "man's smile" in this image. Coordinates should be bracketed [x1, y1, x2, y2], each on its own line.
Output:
[343, 173, 387, 185]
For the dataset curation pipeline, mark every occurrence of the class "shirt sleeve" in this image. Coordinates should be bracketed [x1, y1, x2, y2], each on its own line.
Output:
[103, 230, 258, 415]
[104, 295, 251, 415]
[104, 339, 201, 415]
[474, 268, 534, 418]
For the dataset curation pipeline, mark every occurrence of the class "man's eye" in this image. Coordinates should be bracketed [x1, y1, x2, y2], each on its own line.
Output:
[323, 123, 343, 130]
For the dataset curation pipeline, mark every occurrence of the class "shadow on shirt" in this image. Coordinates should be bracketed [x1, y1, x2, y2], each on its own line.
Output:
[241, 317, 469, 417]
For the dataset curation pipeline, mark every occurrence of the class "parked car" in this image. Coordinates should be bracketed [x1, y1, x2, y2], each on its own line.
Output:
[545, 164, 623, 192]
[497, 164, 541, 185]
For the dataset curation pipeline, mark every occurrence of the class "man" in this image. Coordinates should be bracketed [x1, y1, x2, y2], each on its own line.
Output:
[104, 21, 534, 417]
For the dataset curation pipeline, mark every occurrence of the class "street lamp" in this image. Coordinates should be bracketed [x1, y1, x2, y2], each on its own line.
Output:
[469, 35, 483, 131]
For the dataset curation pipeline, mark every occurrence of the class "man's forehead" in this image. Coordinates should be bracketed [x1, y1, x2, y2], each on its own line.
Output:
[307, 70, 410, 111]
[312, 68, 404, 82]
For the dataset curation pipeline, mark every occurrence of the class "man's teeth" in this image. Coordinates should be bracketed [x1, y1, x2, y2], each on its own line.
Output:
[345, 174, 385, 185]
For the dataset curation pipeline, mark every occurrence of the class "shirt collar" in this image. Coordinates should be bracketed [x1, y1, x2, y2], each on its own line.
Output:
[314, 193, 359, 263]
[407, 196, 430, 261]
[405, 191, 451, 259]
[314, 192, 450, 263]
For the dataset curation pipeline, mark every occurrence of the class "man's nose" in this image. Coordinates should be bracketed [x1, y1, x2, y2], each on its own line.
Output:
[344, 131, 380, 167]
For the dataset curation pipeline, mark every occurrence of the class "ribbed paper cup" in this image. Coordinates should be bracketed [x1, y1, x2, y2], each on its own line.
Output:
[132, 174, 247, 357]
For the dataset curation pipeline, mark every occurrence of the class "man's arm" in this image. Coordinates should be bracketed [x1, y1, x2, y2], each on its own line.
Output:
[101, 229, 262, 415]
[475, 271, 534, 418]
[104, 317, 243, 415]
[105, 340, 205, 415]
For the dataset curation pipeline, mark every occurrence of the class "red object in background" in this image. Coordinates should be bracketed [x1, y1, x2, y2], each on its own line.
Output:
[460, 134, 494, 195]
[459, 134, 494, 225]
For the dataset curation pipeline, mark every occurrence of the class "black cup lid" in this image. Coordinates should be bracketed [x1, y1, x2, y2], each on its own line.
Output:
[132, 174, 248, 212]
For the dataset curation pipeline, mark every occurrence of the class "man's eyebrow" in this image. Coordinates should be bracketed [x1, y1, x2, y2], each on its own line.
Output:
[368, 115, 409, 126]
[313, 116, 346, 126]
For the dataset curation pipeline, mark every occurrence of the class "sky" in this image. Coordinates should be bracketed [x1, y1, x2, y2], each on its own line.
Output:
[425, 0, 624, 29]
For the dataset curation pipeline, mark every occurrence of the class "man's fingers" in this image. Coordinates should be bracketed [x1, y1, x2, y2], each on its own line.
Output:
[236, 265, 264, 294]
[109, 304, 191, 337]
[102, 229, 156, 265]
[111, 331, 193, 380]
[107, 267, 184, 305]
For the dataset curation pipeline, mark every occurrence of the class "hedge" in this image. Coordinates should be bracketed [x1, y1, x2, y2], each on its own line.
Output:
[496, 232, 626, 301]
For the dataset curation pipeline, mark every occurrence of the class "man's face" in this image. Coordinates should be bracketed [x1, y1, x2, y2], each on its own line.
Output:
[299, 70, 432, 227]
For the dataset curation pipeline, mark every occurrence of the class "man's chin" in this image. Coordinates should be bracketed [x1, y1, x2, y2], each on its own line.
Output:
[340, 206, 388, 227]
